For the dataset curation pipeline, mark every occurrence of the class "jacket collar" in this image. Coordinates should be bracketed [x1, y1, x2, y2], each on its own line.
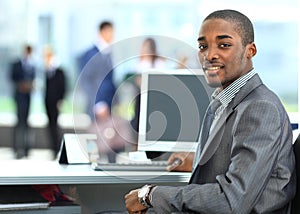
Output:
[198, 74, 263, 165]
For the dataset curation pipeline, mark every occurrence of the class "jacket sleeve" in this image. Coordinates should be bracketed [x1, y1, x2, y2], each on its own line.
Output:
[57, 68, 66, 101]
[10, 61, 20, 82]
[151, 100, 294, 213]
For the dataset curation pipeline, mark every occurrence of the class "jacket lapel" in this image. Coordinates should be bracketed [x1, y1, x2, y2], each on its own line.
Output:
[197, 74, 263, 166]
[198, 108, 231, 165]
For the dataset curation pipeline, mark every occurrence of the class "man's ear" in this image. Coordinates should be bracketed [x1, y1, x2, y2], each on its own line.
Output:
[246, 42, 257, 58]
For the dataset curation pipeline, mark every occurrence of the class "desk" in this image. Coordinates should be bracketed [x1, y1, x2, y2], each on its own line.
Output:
[0, 160, 191, 213]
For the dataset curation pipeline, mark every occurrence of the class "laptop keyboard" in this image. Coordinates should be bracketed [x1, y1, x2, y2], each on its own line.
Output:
[91, 161, 168, 171]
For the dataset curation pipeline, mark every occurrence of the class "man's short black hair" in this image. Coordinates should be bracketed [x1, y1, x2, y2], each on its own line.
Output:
[99, 21, 113, 31]
[25, 44, 33, 55]
[204, 9, 254, 46]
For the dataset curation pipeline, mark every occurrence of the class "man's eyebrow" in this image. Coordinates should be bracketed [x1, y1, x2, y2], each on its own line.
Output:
[197, 35, 233, 42]
[197, 36, 205, 42]
[217, 35, 233, 40]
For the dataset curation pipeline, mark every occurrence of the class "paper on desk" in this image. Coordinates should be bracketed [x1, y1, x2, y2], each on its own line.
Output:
[129, 151, 151, 163]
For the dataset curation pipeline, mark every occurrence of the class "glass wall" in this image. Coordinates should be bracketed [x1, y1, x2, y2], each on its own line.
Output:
[0, 0, 298, 127]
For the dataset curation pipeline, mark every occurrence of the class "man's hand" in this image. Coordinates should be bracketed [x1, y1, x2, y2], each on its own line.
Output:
[17, 81, 33, 93]
[166, 152, 194, 172]
[125, 189, 148, 214]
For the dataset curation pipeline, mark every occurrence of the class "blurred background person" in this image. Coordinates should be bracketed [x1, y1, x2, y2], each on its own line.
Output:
[88, 102, 133, 163]
[78, 21, 116, 121]
[134, 38, 167, 72]
[10, 44, 36, 159]
[43, 45, 66, 159]
[130, 38, 168, 146]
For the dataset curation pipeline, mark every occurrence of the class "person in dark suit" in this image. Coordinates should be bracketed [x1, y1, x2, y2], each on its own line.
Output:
[125, 9, 295, 213]
[10, 45, 36, 159]
[78, 21, 116, 120]
[43, 46, 66, 158]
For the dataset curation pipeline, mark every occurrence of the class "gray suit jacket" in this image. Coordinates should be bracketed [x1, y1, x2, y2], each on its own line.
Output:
[151, 74, 296, 214]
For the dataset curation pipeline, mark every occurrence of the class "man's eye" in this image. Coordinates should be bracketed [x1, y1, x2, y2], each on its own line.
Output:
[198, 44, 207, 50]
[219, 43, 231, 48]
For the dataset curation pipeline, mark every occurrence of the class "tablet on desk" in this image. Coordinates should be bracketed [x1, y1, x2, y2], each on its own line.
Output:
[58, 134, 98, 164]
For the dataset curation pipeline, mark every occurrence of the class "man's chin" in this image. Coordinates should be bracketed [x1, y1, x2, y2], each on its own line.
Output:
[207, 80, 222, 88]
[204, 75, 222, 88]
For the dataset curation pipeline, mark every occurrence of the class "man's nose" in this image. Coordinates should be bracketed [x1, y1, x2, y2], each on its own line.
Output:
[204, 47, 219, 61]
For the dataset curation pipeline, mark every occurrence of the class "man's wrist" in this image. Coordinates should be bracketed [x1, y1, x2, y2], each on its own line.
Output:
[146, 185, 157, 206]
[138, 184, 156, 208]
[146, 185, 156, 207]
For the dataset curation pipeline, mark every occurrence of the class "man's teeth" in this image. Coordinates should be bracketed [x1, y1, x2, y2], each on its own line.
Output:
[207, 67, 220, 70]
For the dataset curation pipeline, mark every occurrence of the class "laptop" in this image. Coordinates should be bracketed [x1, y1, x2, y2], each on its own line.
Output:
[91, 69, 212, 171]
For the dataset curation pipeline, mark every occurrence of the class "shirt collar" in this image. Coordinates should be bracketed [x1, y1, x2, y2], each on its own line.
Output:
[212, 69, 256, 107]
[96, 36, 111, 54]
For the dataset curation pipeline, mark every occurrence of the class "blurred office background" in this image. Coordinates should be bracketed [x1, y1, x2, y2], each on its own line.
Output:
[0, 0, 298, 160]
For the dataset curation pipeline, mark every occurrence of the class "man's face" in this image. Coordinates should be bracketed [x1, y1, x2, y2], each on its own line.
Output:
[101, 26, 114, 44]
[197, 18, 256, 88]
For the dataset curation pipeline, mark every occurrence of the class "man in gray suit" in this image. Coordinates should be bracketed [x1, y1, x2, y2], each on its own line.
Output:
[125, 9, 296, 213]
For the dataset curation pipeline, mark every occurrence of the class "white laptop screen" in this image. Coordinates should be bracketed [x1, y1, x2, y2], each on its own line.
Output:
[138, 69, 213, 153]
